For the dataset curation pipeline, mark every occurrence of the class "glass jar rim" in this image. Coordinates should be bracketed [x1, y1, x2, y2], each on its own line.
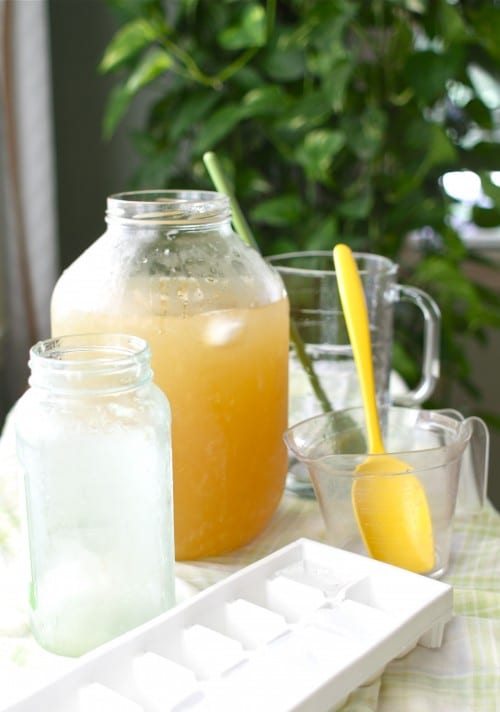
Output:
[106, 190, 231, 226]
[29, 333, 153, 394]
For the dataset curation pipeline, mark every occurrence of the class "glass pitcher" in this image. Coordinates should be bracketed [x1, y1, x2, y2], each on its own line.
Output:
[51, 190, 290, 560]
[267, 251, 441, 497]
[267, 251, 441, 416]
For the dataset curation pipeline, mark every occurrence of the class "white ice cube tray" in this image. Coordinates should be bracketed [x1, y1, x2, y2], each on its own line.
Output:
[5, 539, 453, 712]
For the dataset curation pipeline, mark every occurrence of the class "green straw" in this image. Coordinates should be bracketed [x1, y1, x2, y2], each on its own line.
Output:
[202, 152, 259, 251]
[203, 151, 333, 414]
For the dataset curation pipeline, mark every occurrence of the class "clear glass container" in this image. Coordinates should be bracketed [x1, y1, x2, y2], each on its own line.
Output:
[50, 190, 290, 560]
[15, 333, 175, 656]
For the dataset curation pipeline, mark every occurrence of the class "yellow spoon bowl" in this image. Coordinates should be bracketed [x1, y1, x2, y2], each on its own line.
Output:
[333, 244, 435, 574]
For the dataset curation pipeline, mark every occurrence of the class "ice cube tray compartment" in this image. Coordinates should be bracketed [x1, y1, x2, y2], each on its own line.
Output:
[225, 599, 289, 647]
[277, 556, 363, 597]
[132, 652, 200, 710]
[4, 539, 453, 712]
[308, 599, 395, 643]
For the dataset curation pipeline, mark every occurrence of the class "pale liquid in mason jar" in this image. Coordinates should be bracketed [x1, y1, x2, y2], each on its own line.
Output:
[52, 280, 289, 560]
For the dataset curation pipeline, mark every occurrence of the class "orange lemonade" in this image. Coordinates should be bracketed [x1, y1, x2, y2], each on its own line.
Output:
[52, 287, 289, 560]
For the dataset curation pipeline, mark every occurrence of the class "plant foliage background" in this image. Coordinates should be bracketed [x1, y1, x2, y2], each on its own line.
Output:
[100, 0, 500, 413]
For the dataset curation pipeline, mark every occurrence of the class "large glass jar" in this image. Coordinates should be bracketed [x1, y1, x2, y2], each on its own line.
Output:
[51, 191, 289, 560]
[15, 334, 175, 656]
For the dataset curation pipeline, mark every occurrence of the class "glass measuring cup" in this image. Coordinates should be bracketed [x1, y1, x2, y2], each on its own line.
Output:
[284, 406, 489, 578]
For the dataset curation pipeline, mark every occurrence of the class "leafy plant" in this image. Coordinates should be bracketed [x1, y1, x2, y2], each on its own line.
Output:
[99, 0, 500, 412]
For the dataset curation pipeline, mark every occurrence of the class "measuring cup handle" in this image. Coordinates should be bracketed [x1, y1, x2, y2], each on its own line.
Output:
[436, 410, 489, 516]
[392, 285, 441, 406]
[457, 416, 490, 517]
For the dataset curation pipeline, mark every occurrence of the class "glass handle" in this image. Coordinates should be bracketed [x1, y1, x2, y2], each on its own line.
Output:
[435, 410, 489, 515]
[457, 416, 490, 517]
[392, 285, 441, 406]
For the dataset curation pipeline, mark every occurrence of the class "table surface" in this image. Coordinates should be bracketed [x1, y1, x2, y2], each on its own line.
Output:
[1, 410, 499, 712]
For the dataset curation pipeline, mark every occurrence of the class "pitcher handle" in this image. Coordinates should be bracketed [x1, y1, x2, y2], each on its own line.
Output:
[392, 285, 441, 406]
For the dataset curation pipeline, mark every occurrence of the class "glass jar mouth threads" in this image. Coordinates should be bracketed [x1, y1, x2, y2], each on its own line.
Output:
[106, 190, 231, 227]
[29, 333, 153, 394]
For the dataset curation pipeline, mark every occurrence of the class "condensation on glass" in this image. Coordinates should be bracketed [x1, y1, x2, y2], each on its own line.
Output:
[15, 333, 175, 656]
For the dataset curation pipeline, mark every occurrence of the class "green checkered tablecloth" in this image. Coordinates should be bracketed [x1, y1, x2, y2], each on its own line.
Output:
[1, 410, 499, 711]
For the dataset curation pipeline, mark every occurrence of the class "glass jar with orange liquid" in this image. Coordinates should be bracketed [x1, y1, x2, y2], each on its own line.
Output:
[51, 190, 289, 560]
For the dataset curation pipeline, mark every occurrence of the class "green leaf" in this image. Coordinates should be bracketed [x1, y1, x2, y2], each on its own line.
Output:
[250, 194, 304, 227]
[321, 59, 354, 113]
[263, 30, 306, 81]
[102, 83, 135, 139]
[344, 107, 386, 160]
[307, 2, 358, 50]
[468, 6, 500, 60]
[472, 206, 500, 229]
[465, 98, 494, 130]
[99, 18, 162, 73]
[441, 226, 467, 261]
[338, 185, 373, 219]
[404, 49, 463, 104]
[414, 256, 483, 319]
[463, 142, 500, 173]
[264, 48, 305, 81]
[435, 2, 469, 45]
[305, 215, 339, 251]
[218, 4, 266, 50]
[131, 130, 159, 157]
[424, 124, 457, 169]
[169, 92, 220, 142]
[194, 104, 246, 153]
[125, 47, 172, 93]
[102, 48, 172, 138]
[295, 129, 346, 181]
[386, 15, 414, 66]
[275, 91, 332, 134]
[133, 148, 177, 188]
[479, 173, 500, 208]
[242, 85, 290, 117]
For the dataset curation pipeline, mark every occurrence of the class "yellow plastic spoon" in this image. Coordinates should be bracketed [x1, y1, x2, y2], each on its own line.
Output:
[333, 244, 435, 573]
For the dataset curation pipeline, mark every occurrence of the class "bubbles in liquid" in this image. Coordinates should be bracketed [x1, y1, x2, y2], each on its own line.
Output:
[204, 314, 246, 347]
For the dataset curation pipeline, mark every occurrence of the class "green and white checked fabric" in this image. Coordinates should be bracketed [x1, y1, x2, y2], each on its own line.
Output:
[1, 411, 499, 711]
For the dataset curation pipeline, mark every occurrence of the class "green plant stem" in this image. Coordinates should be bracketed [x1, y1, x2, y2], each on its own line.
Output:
[266, 0, 277, 40]
[202, 151, 333, 414]
[217, 47, 259, 84]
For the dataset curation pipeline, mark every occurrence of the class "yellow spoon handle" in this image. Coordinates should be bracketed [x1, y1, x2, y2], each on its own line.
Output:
[333, 244, 384, 454]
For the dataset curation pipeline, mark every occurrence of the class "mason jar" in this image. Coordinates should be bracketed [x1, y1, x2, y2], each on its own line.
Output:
[15, 333, 175, 656]
[50, 191, 290, 560]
